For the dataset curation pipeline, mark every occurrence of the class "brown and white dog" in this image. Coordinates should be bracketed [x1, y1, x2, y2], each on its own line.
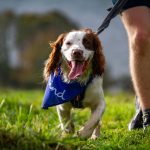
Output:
[43, 29, 105, 139]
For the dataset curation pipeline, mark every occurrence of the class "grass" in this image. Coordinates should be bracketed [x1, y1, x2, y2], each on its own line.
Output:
[0, 89, 150, 150]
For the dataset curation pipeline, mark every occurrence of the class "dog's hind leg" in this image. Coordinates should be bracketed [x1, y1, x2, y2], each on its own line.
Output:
[57, 103, 74, 134]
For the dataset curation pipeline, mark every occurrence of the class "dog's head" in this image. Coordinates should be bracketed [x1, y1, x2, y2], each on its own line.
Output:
[44, 29, 105, 82]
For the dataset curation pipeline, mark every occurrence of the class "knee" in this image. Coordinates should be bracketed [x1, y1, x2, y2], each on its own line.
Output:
[130, 30, 150, 56]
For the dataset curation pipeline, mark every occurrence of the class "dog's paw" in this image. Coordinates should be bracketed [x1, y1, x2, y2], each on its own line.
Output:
[77, 127, 93, 139]
[90, 134, 99, 140]
[61, 128, 73, 138]
[61, 131, 70, 138]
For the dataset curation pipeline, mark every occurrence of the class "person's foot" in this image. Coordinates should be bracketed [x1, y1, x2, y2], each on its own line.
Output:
[143, 110, 150, 130]
[128, 109, 143, 130]
[128, 97, 143, 130]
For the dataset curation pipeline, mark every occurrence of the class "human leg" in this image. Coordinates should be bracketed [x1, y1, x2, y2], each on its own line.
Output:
[120, 6, 150, 128]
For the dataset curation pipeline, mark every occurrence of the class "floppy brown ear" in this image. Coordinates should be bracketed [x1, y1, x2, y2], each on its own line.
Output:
[92, 34, 105, 76]
[43, 33, 66, 81]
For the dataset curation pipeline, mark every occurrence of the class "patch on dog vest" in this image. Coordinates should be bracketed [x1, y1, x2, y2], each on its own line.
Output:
[42, 69, 93, 109]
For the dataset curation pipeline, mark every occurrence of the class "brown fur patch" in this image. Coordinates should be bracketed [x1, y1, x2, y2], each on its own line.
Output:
[43, 33, 66, 81]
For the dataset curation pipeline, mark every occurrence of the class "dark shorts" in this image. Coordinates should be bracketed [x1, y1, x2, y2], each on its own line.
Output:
[112, 0, 150, 11]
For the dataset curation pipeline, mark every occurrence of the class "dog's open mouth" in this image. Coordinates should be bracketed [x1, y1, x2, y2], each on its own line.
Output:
[67, 60, 89, 80]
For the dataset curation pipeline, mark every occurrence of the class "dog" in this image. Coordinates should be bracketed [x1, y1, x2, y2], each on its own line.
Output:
[43, 28, 106, 139]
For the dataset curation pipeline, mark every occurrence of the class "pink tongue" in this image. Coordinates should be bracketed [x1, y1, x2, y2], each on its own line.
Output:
[68, 61, 84, 80]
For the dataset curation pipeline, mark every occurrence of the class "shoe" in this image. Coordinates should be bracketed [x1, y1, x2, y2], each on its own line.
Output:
[143, 111, 150, 130]
[128, 97, 143, 130]
[128, 109, 143, 130]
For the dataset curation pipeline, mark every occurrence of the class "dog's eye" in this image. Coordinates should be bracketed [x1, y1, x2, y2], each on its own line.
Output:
[66, 41, 72, 46]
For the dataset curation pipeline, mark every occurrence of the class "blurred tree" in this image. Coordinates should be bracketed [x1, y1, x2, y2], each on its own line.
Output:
[0, 11, 15, 85]
[10, 11, 78, 88]
[0, 10, 128, 90]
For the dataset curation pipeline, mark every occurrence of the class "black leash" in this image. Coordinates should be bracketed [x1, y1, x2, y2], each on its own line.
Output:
[96, 0, 128, 35]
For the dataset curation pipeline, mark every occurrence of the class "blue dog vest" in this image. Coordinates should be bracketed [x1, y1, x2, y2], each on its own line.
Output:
[42, 70, 93, 109]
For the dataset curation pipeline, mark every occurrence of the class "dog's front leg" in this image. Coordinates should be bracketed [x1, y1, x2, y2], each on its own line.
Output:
[57, 103, 74, 134]
[91, 122, 101, 140]
[77, 99, 105, 139]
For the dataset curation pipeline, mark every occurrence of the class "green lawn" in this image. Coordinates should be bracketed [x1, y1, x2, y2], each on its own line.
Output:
[0, 89, 150, 150]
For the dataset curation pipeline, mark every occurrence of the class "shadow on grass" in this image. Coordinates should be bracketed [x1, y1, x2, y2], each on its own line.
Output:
[0, 128, 82, 150]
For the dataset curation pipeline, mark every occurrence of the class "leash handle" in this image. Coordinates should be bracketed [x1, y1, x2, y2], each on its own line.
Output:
[96, 0, 128, 35]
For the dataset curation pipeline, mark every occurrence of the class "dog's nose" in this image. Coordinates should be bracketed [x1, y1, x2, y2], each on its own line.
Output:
[72, 49, 83, 58]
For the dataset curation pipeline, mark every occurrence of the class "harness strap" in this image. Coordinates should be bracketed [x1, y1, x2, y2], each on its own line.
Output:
[70, 76, 93, 108]
[70, 93, 84, 108]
